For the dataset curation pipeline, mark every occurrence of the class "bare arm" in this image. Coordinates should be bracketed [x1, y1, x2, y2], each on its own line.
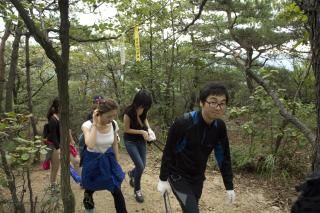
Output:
[82, 109, 99, 149]
[69, 129, 75, 145]
[145, 118, 151, 129]
[112, 132, 120, 161]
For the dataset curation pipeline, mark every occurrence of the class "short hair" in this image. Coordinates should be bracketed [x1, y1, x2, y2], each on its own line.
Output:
[199, 82, 229, 104]
[97, 99, 118, 115]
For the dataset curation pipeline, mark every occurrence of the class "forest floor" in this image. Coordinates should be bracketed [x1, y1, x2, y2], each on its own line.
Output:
[3, 145, 299, 213]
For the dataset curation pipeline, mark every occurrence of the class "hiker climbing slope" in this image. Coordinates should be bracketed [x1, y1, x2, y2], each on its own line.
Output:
[123, 89, 155, 203]
[158, 82, 235, 213]
[81, 99, 127, 213]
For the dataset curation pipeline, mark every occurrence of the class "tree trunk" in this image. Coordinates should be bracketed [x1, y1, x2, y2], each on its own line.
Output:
[163, 0, 176, 123]
[58, 1, 75, 212]
[0, 141, 25, 213]
[189, 32, 199, 111]
[5, 21, 22, 112]
[8, 0, 75, 211]
[26, 168, 36, 213]
[306, 0, 320, 172]
[108, 64, 121, 105]
[25, 34, 38, 138]
[0, 21, 11, 113]
[294, 0, 320, 173]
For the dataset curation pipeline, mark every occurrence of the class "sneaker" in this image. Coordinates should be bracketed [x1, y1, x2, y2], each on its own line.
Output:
[128, 171, 134, 188]
[83, 192, 95, 210]
[134, 190, 144, 203]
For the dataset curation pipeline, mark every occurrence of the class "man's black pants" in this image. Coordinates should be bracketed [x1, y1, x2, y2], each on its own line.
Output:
[169, 175, 204, 213]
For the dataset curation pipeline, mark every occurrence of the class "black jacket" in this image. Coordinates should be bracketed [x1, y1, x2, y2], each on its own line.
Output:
[159, 111, 233, 190]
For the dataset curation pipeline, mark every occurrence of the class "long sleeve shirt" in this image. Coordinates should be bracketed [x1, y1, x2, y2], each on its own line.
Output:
[159, 111, 234, 190]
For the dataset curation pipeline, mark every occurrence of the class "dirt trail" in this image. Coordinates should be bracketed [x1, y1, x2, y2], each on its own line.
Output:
[29, 147, 292, 213]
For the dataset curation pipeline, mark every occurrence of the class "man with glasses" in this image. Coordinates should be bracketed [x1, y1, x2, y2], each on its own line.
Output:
[157, 82, 235, 213]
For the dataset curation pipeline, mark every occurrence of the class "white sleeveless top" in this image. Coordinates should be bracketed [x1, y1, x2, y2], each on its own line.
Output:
[82, 120, 119, 153]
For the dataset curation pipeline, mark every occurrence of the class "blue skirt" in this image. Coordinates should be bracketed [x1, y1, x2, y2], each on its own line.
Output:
[81, 147, 125, 192]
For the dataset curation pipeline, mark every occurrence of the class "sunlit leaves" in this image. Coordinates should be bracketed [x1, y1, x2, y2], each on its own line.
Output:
[0, 113, 47, 167]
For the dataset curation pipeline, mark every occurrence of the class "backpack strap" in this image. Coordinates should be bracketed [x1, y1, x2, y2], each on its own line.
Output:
[189, 111, 199, 124]
[43, 123, 49, 139]
[111, 120, 116, 131]
[175, 111, 198, 153]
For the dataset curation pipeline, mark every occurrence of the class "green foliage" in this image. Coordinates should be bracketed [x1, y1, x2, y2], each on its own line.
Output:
[0, 112, 47, 167]
[231, 144, 256, 172]
[0, 173, 6, 188]
[229, 82, 314, 177]
[1, 0, 316, 183]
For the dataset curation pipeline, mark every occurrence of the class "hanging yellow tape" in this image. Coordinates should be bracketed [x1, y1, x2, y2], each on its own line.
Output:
[134, 25, 140, 62]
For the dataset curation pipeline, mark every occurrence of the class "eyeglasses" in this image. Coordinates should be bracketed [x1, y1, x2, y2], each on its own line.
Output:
[205, 101, 226, 109]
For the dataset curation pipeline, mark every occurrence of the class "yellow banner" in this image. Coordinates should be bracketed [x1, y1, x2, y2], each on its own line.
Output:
[134, 25, 140, 62]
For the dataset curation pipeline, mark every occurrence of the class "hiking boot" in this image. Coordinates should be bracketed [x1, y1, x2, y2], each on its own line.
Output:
[83, 192, 94, 210]
[134, 190, 144, 203]
[128, 171, 134, 188]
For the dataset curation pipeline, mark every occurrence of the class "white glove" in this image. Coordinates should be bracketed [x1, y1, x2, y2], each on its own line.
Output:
[226, 190, 236, 204]
[148, 128, 156, 141]
[157, 180, 171, 196]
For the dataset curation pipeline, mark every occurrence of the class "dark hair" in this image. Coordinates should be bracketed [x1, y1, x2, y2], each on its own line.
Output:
[47, 97, 59, 120]
[125, 89, 152, 122]
[92, 95, 104, 104]
[199, 82, 229, 104]
[97, 99, 118, 115]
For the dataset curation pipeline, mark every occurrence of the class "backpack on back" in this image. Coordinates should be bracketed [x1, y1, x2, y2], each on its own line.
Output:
[42, 123, 49, 140]
[175, 111, 198, 153]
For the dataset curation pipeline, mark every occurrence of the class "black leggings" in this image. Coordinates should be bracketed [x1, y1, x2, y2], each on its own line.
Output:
[83, 188, 127, 213]
[169, 175, 204, 213]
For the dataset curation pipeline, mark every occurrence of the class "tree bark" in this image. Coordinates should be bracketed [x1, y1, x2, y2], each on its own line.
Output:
[163, 1, 176, 124]
[105, 63, 121, 105]
[149, 14, 157, 103]
[295, 0, 320, 173]
[0, 21, 11, 113]
[5, 21, 22, 112]
[57, 1, 75, 212]
[8, 0, 75, 211]
[25, 34, 38, 138]
[0, 140, 25, 213]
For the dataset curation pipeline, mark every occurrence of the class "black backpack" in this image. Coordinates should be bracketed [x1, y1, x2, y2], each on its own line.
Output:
[291, 172, 320, 213]
[79, 120, 116, 166]
[43, 123, 49, 139]
[175, 111, 199, 153]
